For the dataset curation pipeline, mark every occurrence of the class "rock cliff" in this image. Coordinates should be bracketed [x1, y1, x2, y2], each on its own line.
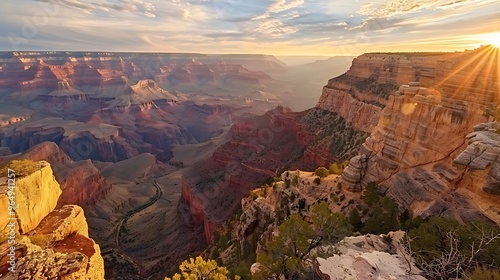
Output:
[1, 161, 61, 234]
[316, 51, 463, 133]
[0, 161, 105, 279]
[341, 46, 499, 224]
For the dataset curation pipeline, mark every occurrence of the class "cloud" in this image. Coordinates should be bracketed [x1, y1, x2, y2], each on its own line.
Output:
[357, 0, 498, 19]
[33, 0, 157, 17]
[0, 0, 498, 55]
[268, 0, 304, 13]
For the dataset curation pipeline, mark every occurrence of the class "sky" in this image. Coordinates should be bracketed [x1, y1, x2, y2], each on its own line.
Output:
[0, 0, 499, 56]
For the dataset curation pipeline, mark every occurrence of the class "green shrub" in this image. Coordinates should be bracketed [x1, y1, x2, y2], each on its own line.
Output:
[315, 167, 329, 178]
[348, 208, 362, 231]
[329, 163, 343, 175]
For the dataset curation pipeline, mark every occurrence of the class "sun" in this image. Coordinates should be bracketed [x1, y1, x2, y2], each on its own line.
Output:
[481, 32, 500, 48]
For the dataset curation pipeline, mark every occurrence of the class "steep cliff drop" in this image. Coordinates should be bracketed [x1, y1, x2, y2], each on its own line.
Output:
[0, 161, 105, 279]
[341, 46, 500, 224]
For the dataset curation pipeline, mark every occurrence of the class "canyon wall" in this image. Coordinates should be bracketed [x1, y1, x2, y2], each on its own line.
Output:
[341, 46, 499, 224]
[316, 51, 462, 133]
[0, 52, 285, 93]
[0, 52, 285, 165]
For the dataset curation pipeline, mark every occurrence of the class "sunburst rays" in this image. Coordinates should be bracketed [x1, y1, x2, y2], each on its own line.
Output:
[434, 45, 499, 106]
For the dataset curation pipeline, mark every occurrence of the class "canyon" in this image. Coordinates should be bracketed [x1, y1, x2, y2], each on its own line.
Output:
[0, 46, 499, 279]
[0, 51, 298, 164]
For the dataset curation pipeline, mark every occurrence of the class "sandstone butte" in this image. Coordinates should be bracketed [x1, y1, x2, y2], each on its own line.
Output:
[0, 161, 105, 279]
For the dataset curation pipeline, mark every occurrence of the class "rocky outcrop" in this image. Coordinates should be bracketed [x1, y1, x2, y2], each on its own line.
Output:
[452, 123, 500, 222]
[317, 86, 381, 133]
[341, 46, 499, 224]
[8, 235, 104, 280]
[2, 161, 61, 234]
[0, 161, 105, 279]
[236, 170, 345, 245]
[14, 141, 72, 165]
[315, 231, 424, 280]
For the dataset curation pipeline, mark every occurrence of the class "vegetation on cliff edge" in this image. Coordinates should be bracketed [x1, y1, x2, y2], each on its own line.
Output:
[0, 159, 41, 177]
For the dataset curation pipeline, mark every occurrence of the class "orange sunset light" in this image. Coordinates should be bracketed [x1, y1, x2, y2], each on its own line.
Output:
[477, 32, 500, 48]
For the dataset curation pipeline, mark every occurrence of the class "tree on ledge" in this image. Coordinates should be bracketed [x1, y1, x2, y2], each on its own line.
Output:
[315, 167, 329, 178]
[165, 256, 240, 280]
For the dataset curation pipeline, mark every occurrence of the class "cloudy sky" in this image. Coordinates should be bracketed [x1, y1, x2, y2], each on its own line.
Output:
[0, 0, 499, 55]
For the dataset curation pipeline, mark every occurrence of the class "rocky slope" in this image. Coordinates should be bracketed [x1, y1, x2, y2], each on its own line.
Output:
[315, 231, 424, 280]
[0, 161, 105, 279]
[341, 46, 499, 224]
[200, 170, 425, 279]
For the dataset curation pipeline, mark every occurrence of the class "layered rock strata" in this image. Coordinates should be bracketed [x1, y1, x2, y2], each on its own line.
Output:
[341, 46, 499, 223]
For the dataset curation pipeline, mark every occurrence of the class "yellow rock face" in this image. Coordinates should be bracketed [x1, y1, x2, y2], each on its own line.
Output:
[0, 161, 105, 279]
[13, 161, 62, 234]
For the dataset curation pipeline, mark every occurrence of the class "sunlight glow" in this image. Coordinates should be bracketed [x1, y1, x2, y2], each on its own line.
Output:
[479, 32, 500, 48]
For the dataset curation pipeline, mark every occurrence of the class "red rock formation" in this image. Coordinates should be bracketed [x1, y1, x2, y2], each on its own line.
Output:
[0, 52, 284, 93]
[181, 105, 368, 242]
[56, 160, 109, 207]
